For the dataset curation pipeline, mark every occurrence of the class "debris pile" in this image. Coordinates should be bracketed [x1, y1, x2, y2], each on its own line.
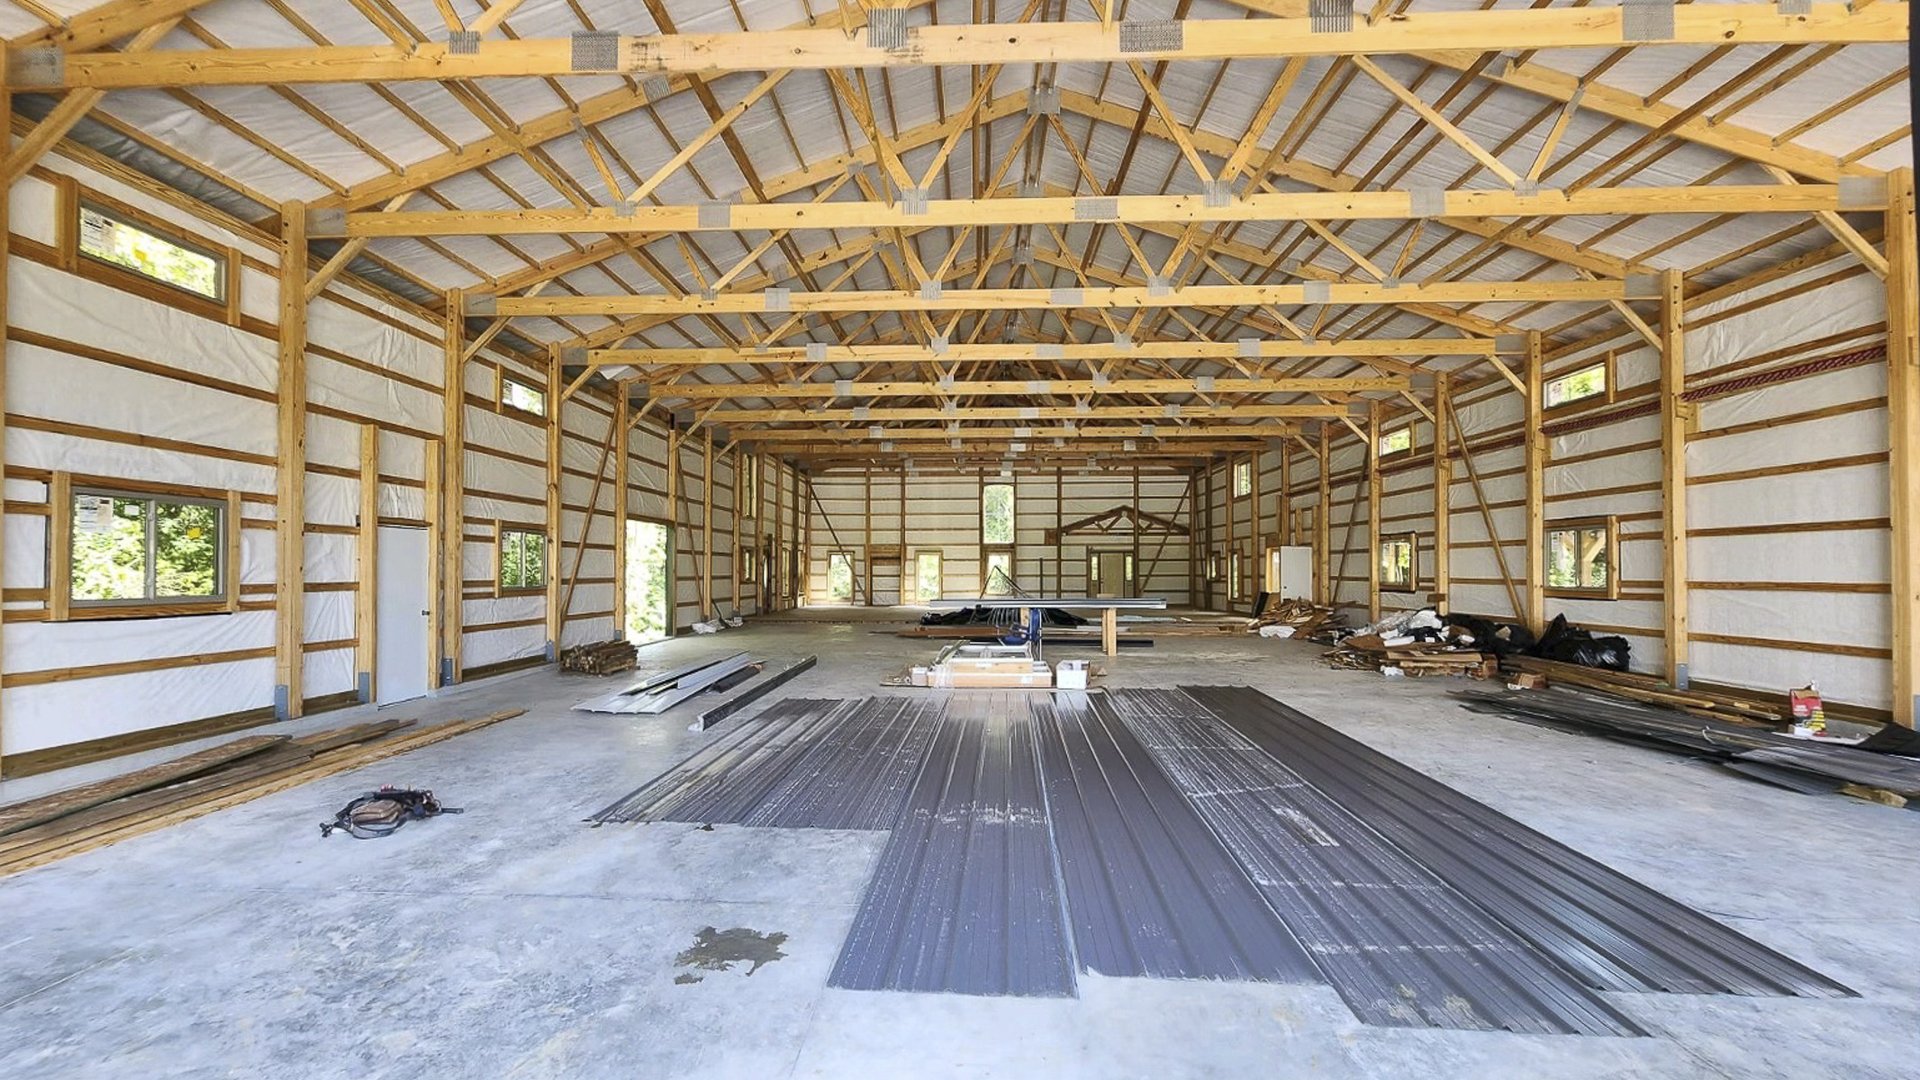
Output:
[1246, 594, 1339, 639]
[1499, 654, 1786, 724]
[1324, 608, 1496, 678]
[561, 638, 638, 676]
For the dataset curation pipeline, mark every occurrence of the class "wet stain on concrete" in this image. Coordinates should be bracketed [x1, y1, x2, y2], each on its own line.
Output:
[673, 926, 788, 982]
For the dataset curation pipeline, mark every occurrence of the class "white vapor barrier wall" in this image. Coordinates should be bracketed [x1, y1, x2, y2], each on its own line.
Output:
[0, 152, 528, 758]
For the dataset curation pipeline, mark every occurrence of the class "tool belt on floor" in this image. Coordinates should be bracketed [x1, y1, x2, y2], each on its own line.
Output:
[320, 786, 462, 839]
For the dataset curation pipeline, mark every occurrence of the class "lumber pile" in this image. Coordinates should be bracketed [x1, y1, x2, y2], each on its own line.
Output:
[0, 709, 525, 877]
[561, 638, 638, 676]
[1500, 655, 1786, 725]
[1327, 633, 1497, 678]
[1247, 596, 1337, 638]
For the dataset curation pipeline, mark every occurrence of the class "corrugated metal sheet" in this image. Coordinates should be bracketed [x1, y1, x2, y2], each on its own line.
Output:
[830, 694, 1074, 997]
[1031, 693, 1322, 985]
[591, 697, 944, 829]
[1107, 689, 1642, 1036]
[1186, 686, 1854, 1001]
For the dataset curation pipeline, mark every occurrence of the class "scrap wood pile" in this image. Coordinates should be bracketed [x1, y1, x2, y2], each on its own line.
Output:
[1324, 608, 1495, 678]
[0, 709, 524, 877]
[1452, 687, 1920, 807]
[561, 638, 638, 676]
[1246, 594, 1338, 639]
[1500, 655, 1787, 725]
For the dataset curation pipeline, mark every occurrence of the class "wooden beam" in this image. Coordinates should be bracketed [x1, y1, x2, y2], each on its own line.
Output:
[1352, 55, 1522, 188]
[745, 422, 1297, 442]
[323, 183, 1877, 238]
[3, 16, 180, 186]
[1760, 164, 1891, 278]
[274, 200, 307, 720]
[355, 423, 378, 703]
[1660, 268, 1692, 689]
[1523, 330, 1545, 634]
[1887, 167, 1917, 727]
[649, 375, 1409, 400]
[23, 7, 1903, 89]
[706, 403, 1347, 424]
[584, 336, 1497, 368]
[10, 0, 214, 52]
[1432, 373, 1451, 609]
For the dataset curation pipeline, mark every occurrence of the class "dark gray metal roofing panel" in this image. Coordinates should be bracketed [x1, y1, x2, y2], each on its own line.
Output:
[1108, 689, 1641, 1036]
[830, 694, 1074, 997]
[1187, 685, 1854, 1001]
[592, 697, 943, 829]
[1031, 693, 1322, 984]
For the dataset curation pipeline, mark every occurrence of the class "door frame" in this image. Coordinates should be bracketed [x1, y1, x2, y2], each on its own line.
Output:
[910, 548, 943, 603]
[373, 523, 432, 707]
[1087, 547, 1135, 599]
[624, 514, 675, 642]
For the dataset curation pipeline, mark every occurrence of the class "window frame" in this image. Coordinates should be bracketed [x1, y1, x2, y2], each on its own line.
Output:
[1232, 459, 1252, 498]
[1542, 354, 1616, 416]
[982, 548, 1015, 596]
[495, 522, 548, 596]
[1378, 425, 1415, 460]
[980, 480, 1015, 546]
[497, 368, 548, 419]
[59, 180, 238, 323]
[1378, 530, 1419, 594]
[50, 472, 240, 621]
[1229, 548, 1243, 601]
[825, 549, 856, 603]
[1544, 515, 1621, 600]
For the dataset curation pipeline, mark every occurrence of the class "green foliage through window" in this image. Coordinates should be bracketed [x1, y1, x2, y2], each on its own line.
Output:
[78, 204, 224, 301]
[1379, 427, 1413, 456]
[1233, 460, 1251, 497]
[1545, 362, 1608, 408]
[624, 520, 670, 642]
[71, 490, 223, 606]
[982, 482, 1014, 544]
[1546, 519, 1614, 594]
[499, 527, 546, 591]
[914, 552, 941, 602]
[826, 552, 855, 602]
[501, 377, 547, 416]
[984, 551, 1014, 596]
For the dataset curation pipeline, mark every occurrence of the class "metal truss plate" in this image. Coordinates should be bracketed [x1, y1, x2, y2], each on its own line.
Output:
[1308, 0, 1353, 34]
[867, 9, 910, 50]
[1621, 0, 1676, 42]
[919, 280, 942, 301]
[1238, 338, 1261, 358]
[900, 187, 929, 215]
[1118, 20, 1183, 53]
[1302, 281, 1332, 304]
[571, 32, 620, 71]
[1050, 287, 1084, 306]
[698, 201, 732, 229]
[1074, 197, 1120, 222]
[1408, 187, 1447, 217]
[448, 30, 480, 54]
[807, 342, 829, 362]
[764, 287, 791, 312]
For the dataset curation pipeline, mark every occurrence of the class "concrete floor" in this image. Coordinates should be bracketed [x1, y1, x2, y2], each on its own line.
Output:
[2, 616, 1916, 1078]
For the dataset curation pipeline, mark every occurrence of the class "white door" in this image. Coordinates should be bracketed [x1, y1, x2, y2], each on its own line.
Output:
[376, 525, 432, 705]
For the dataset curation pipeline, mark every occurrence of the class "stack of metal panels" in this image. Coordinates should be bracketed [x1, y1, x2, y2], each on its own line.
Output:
[1108, 688, 1642, 1036]
[572, 652, 754, 715]
[829, 693, 1074, 997]
[1182, 685, 1856, 1001]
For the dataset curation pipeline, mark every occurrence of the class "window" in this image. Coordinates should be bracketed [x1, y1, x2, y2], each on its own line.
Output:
[742, 459, 757, 512]
[1233, 460, 1252, 498]
[1229, 550, 1243, 600]
[914, 550, 942, 602]
[1379, 531, 1418, 592]
[497, 526, 546, 593]
[1544, 360, 1610, 410]
[77, 201, 226, 301]
[500, 375, 547, 417]
[61, 481, 231, 615]
[982, 482, 1014, 545]
[1206, 551, 1222, 581]
[826, 551, 855, 602]
[1379, 426, 1413, 457]
[984, 551, 1014, 596]
[1545, 516, 1618, 599]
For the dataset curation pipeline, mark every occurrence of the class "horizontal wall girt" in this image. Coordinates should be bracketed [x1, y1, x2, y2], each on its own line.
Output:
[17, 7, 1903, 89]
[315, 184, 1879, 239]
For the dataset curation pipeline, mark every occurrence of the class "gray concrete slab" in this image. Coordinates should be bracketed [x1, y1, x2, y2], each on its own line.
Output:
[1, 623, 1916, 1077]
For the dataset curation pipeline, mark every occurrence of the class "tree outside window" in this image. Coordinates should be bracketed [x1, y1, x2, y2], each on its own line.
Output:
[982, 482, 1014, 544]
[78, 204, 225, 301]
[499, 527, 546, 592]
[69, 489, 224, 606]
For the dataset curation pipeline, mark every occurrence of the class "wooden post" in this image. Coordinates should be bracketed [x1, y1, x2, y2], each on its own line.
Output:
[1660, 268, 1692, 688]
[1524, 330, 1546, 634]
[613, 393, 630, 638]
[1886, 167, 1917, 727]
[1432, 373, 1452, 611]
[274, 200, 308, 720]
[355, 423, 378, 703]
[440, 289, 465, 685]
[544, 346, 563, 657]
[424, 439, 444, 691]
[1278, 439, 1292, 546]
[665, 429, 679, 624]
[729, 445, 741, 616]
[1316, 425, 1332, 606]
[702, 428, 714, 616]
[1367, 401, 1382, 622]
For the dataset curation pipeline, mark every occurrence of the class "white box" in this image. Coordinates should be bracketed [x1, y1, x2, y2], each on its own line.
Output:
[1055, 660, 1088, 690]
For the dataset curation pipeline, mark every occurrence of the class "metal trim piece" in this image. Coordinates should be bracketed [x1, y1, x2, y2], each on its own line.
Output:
[639, 74, 672, 101]
[1776, 0, 1811, 13]
[852, 406, 870, 421]
[930, 334, 950, 355]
